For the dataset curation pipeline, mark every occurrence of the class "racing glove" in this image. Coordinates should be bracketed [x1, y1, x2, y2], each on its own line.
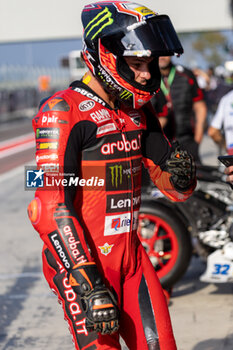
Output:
[166, 141, 196, 193]
[68, 262, 119, 335]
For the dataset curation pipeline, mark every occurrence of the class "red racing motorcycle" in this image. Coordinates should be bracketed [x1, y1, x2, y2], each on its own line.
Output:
[138, 164, 233, 289]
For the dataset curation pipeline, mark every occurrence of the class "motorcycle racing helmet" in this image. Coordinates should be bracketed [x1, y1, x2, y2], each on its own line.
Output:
[81, 1, 183, 109]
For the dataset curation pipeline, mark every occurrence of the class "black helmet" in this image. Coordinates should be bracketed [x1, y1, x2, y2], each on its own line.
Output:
[81, 1, 183, 109]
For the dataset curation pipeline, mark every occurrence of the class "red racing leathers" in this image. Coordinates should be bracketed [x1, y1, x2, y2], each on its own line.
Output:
[28, 81, 194, 350]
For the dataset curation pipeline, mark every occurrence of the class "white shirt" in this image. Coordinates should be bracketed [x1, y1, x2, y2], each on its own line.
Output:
[210, 90, 233, 151]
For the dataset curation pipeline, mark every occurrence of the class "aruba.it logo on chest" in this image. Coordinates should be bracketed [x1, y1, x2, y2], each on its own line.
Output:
[101, 132, 141, 155]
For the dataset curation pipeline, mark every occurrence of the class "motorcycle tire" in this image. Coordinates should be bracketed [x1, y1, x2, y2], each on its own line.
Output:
[138, 201, 192, 289]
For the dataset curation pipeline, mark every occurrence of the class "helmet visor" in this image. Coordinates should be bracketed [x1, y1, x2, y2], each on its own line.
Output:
[102, 15, 183, 57]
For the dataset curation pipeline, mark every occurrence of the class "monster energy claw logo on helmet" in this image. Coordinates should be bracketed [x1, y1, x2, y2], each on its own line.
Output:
[85, 7, 114, 40]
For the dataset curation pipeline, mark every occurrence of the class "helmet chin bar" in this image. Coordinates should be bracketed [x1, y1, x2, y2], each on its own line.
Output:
[82, 40, 160, 109]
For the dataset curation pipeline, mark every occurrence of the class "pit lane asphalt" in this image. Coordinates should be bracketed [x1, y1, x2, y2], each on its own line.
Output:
[0, 119, 35, 175]
[0, 132, 232, 350]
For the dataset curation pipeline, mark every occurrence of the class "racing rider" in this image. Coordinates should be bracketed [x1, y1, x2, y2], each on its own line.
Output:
[28, 2, 196, 349]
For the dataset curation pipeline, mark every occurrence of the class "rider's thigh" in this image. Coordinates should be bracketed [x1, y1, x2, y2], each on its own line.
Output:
[119, 244, 177, 350]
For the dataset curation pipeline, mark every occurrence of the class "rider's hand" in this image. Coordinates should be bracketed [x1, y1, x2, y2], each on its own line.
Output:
[81, 285, 119, 334]
[166, 142, 196, 192]
[68, 262, 119, 334]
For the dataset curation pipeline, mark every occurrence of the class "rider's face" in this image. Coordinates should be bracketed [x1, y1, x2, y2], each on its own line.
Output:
[124, 57, 154, 85]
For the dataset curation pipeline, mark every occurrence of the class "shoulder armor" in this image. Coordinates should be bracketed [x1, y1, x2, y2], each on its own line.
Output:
[42, 97, 70, 112]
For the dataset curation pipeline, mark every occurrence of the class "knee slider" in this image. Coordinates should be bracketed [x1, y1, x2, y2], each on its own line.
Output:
[27, 197, 41, 225]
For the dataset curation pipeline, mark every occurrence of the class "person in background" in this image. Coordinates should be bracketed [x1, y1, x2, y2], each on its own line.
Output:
[27, 1, 196, 349]
[208, 89, 233, 154]
[193, 66, 218, 92]
[152, 56, 207, 163]
[193, 67, 210, 91]
[206, 66, 233, 123]
[205, 66, 218, 91]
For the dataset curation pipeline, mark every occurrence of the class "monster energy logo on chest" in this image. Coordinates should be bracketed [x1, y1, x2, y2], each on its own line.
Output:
[106, 159, 141, 191]
[85, 7, 114, 40]
[110, 165, 123, 188]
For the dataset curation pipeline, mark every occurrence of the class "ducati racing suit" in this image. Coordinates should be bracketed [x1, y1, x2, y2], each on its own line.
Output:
[28, 81, 194, 350]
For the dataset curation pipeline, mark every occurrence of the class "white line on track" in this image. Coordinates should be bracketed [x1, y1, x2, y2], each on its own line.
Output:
[0, 132, 34, 149]
[0, 272, 42, 280]
[7, 293, 53, 299]
[0, 160, 36, 184]
[0, 132, 35, 159]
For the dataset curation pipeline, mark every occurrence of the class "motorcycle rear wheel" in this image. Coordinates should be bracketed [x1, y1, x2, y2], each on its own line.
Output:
[138, 202, 192, 289]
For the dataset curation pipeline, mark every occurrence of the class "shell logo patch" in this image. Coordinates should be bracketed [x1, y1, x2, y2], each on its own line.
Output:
[98, 243, 114, 256]
[134, 6, 156, 17]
